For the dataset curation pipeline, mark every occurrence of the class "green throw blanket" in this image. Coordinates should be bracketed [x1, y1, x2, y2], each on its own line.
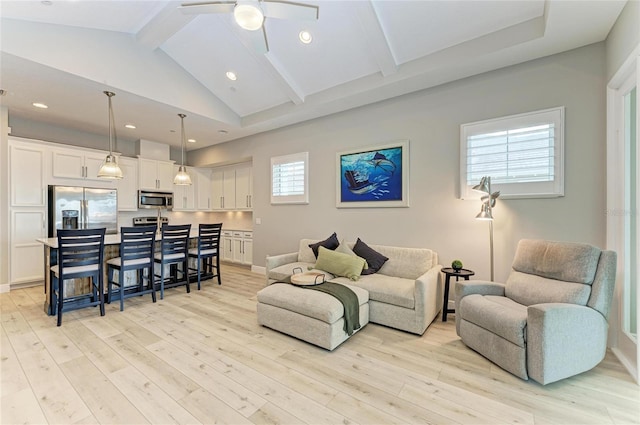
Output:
[278, 277, 361, 336]
[303, 282, 361, 336]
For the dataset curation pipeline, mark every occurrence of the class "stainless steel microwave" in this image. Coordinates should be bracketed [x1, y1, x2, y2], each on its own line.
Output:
[138, 190, 173, 210]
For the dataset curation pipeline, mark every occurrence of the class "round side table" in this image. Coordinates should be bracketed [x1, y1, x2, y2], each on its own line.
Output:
[441, 267, 475, 322]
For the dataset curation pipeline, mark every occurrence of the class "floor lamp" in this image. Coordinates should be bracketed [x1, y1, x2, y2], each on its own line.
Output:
[473, 176, 500, 281]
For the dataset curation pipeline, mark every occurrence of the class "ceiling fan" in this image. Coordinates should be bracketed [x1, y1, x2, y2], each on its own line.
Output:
[180, 0, 319, 53]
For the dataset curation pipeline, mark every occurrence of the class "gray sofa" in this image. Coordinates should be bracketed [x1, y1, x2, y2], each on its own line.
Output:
[456, 239, 617, 385]
[265, 239, 442, 335]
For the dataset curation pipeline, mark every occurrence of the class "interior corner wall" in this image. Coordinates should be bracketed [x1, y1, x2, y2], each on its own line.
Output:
[193, 42, 607, 282]
[1, 106, 9, 292]
[605, 0, 639, 81]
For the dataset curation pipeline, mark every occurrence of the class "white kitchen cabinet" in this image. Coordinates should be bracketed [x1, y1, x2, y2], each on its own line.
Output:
[195, 167, 212, 211]
[222, 230, 234, 261]
[116, 157, 139, 211]
[211, 164, 252, 211]
[10, 142, 46, 207]
[52, 147, 112, 182]
[230, 230, 253, 265]
[211, 169, 236, 210]
[10, 209, 46, 284]
[235, 165, 252, 210]
[173, 165, 196, 211]
[138, 158, 175, 191]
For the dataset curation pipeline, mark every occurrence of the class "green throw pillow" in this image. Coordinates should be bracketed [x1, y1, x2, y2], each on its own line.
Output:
[315, 246, 366, 281]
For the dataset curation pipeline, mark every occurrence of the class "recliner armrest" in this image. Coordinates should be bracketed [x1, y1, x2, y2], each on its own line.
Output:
[527, 303, 608, 385]
[455, 280, 505, 334]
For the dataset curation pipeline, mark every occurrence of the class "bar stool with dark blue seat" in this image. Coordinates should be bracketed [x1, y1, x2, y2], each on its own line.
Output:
[154, 224, 191, 299]
[106, 225, 157, 311]
[50, 228, 106, 326]
[188, 223, 222, 289]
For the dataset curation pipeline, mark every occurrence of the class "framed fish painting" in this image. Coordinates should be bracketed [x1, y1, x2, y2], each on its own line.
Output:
[336, 140, 409, 208]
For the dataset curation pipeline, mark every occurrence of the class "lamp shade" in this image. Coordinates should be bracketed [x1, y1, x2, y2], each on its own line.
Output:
[174, 165, 192, 185]
[98, 91, 123, 179]
[475, 202, 493, 220]
[174, 113, 193, 186]
[472, 176, 490, 194]
[97, 154, 124, 179]
[234, 3, 264, 30]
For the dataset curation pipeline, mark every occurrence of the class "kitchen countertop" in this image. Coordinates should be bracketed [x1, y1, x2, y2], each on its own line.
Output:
[36, 229, 202, 248]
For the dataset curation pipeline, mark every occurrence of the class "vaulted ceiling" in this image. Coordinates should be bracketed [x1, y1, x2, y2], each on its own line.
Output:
[0, 0, 628, 151]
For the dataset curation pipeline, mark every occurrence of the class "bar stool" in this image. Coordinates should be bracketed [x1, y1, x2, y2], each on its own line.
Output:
[188, 223, 222, 289]
[106, 226, 157, 311]
[154, 224, 191, 299]
[50, 228, 106, 326]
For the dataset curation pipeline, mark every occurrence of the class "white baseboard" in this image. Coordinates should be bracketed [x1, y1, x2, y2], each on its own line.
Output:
[251, 265, 266, 275]
[0, 283, 10, 294]
[611, 347, 639, 384]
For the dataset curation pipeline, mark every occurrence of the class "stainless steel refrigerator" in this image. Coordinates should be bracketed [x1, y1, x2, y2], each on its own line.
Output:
[48, 185, 118, 237]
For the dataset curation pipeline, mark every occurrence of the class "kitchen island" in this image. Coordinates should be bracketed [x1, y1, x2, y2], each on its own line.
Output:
[37, 229, 204, 315]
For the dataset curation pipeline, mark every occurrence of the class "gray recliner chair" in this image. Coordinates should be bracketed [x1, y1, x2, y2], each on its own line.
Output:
[456, 239, 617, 385]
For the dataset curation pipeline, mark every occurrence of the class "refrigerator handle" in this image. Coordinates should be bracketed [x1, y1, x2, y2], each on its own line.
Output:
[81, 199, 87, 229]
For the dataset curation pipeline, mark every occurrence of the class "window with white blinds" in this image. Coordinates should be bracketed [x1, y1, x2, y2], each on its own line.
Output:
[460, 107, 565, 199]
[271, 152, 309, 204]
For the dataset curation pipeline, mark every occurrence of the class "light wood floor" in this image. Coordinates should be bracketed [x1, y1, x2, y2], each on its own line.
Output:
[1, 264, 639, 425]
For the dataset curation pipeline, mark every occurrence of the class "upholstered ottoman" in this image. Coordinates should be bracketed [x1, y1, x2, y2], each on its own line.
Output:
[256, 282, 369, 350]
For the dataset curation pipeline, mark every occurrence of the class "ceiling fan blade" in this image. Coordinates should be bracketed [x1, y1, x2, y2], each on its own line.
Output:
[179, 1, 235, 15]
[262, 1, 319, 21]
[245, 25, 269, 53]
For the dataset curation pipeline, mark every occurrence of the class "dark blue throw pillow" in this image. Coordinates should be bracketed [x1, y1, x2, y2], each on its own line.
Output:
[309, 232, 340, 258]
[353, 238, 388, 275]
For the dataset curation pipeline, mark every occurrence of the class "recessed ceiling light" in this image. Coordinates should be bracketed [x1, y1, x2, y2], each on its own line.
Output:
[124, 124, 136, 129]
[299, 30, 312, 44]
[41, 1, 53, 5]
[187, 138, 196, 143]
[226, 71, 237, 81]
[32, 102, 48, 109]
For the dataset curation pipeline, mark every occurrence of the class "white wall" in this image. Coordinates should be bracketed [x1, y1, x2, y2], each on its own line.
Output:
[1, 107, 9, 292]
[606, 0, 639, 82]
[192, 43, 607, 283]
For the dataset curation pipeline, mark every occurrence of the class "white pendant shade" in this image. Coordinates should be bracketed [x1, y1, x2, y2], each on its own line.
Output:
[98, 91, 123, 180]
[234, 3, 264, 31]
[174, 113, 193, 186]
[174, 165, 192, 185]
[98, 154, 124, 179]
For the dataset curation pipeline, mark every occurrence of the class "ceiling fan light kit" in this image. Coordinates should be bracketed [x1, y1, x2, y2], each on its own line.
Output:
[234, 2, 264, 30]
[181, 0, 319, 53]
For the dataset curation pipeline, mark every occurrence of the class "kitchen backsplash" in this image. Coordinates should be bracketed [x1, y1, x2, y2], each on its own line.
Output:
[117, 210, 253, 231]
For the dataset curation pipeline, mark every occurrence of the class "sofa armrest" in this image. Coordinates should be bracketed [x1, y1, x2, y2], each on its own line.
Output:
[413, 264, 443, 331]
[526, 303, 608, 385]
[265, 252, 298, 284]
[455, 280, 505, 334]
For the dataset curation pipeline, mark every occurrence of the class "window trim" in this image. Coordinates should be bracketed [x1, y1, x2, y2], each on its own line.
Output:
[270, 152, 309, 205]
[460, 106, 565, 200]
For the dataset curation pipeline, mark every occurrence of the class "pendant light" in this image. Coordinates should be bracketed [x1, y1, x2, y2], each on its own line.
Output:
[97, 91, 124, 179]
[174, 113, 192, 186]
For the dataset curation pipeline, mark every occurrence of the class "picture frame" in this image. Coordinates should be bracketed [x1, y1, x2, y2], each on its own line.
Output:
[336, 140, 409, 208]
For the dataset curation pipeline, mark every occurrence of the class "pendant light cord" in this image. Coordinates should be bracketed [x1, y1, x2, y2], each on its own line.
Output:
[179, 113, 186, 166]
[105, 91, 117, 155]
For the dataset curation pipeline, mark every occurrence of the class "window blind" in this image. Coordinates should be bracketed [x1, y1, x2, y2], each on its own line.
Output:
[271, 152, 309, 204]
[272, 160, 305, 197]
[460, 107, 564, 199]
[466, 123, 555, 186]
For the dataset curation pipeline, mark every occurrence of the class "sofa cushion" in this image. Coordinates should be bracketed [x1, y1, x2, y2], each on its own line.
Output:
[333, 273, 415, 309]
[315, 246, 366, 281]
[369, 244, 435, 280]
[353, 238, 389, 275]
[257, 282, 369, 324]
[298, 239, 321, 263]
[269, 262, 335, 282]
[512, 239, 601, 284]
[308, 232, 340, 258]
[459, 294, 528, 347]
[506, 270, 591, 307]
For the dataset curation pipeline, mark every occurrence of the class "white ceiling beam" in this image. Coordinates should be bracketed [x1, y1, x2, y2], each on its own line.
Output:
[354, 1, 397, 77]
[136, 1, 198, 50]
